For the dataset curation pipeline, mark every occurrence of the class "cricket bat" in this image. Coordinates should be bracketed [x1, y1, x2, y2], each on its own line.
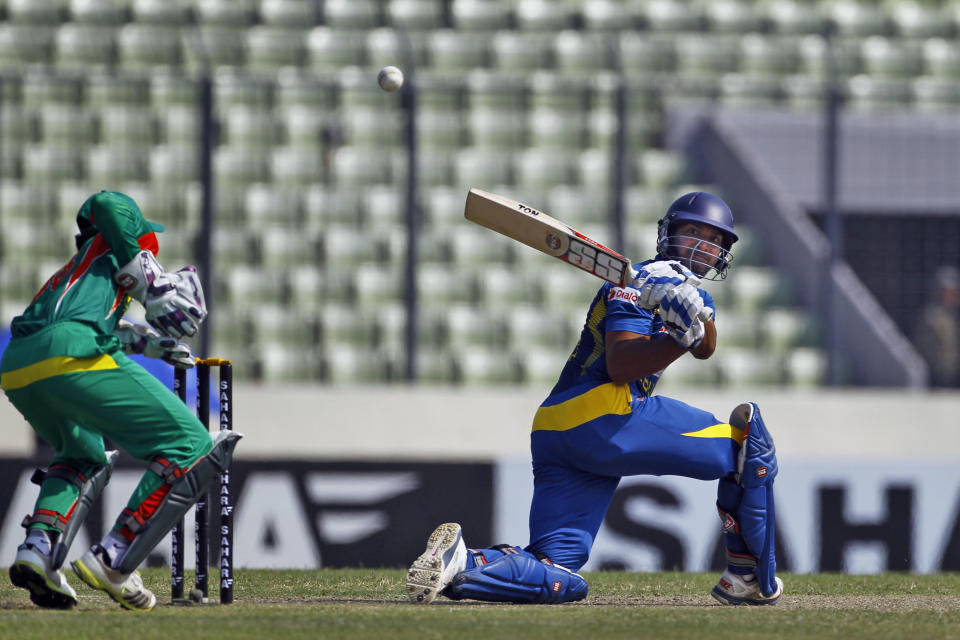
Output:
[464, 188, 637, 286]
[463, 188, 713, 322]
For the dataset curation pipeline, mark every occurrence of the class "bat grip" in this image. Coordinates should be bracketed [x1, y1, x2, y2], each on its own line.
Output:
[698, 306, 714, 323]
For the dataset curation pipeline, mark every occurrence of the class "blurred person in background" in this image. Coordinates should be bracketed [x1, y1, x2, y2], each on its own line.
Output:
[915, 265, 960, 388]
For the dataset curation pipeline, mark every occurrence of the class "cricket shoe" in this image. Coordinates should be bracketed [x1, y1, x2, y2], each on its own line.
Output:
[711, 569, 783, 606]
[406, 522, 467, 604]
[71, 545, 156, 611]
[8, 542, 78, 609]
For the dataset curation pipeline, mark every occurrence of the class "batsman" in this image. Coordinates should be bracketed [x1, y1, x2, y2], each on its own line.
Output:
[2, 191, 242, 610]
[407, 192, 782, 606]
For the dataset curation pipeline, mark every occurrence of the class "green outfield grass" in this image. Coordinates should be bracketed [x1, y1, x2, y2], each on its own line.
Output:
[2, 569, 960, 640]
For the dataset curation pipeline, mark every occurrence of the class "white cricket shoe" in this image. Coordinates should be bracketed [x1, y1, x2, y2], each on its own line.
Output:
[9, 543, 78, 609]
[711, 569, 783, 606]
[71, 545, 156, 611]
[406, 522, 467, 604]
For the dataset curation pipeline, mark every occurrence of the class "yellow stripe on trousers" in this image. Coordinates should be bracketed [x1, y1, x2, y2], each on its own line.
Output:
[0, 354, 119, 390]
[532, 383, 633, 432]
[682, 423, 745, 444]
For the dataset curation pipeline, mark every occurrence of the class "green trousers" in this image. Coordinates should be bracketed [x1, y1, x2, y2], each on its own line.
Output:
[2, 329, 211, 534]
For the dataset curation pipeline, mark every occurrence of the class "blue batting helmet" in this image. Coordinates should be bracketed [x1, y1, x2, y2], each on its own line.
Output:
[656, 192, 738, 280]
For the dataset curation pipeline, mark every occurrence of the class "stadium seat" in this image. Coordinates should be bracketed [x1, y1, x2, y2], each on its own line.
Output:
[417, 263, 476, 307]
[450, 0, 512, 31]
[194, 0, 257, 25]
[387, 0, 444, 30]
[845, 74, 912, 112]
[0, 26, 55, 71]
[0, 106, 33, 147]
[428, 29, 489, 70]
[275, 104, 326, 149]
[213, 70, 273, 114]
[259, 226, 319, 269]
[8, 0, 67, 24]
[37, 104, 94, 145]
[716, 347, 783, 387]
[456, 347, 519, 385]
[618, 33, 677, 75]
[577, 147, 613, 189]
[221, 106, 277, 149]
[286, 265, 323, 309]
[762, 307, 818, 354]
[444, 304, 507, 350]
[729, 266, 792, 312]
[448, 225, 512, 268]
[636, 0, 703, 32]
[260, 0, 319, 27]
[704, 0, 763, 33]
[214, 145, 270, 189]
[553, 30, 609, 73]
[341, 107, 403, 149]
[738, 34, 800, 77]
[323, 0, 382, 28]
[529, 72, 591, 113]
[22, 144, 83, 183]
[131, 0, 190, 25]
[87, 145, 150, 184]
[186, 25, 247, 70]
[321, 224, 382, 268]
[453, 147, 513, 191]
[540, 268, 602, 309]
[249, 303, 318, 348]
[416, 107, 464, 150]
[338, 67, 392, 111]
[259, 341, 319, 382]
[638, 149, 686, 189]
[764, 0, 825, 34]
[150, 71, 201, 109]
[268, 145, 322, 187]
[54, 24, 115, 70]
[71, 0, 129, 24]
[117, 24, 183, 70]
[515, 0, 575, 31]
[505, 305, 571, 350]
[246, 25, 308, 71]
[675, 34, 741, 77]
[330, 145, 393, 186]
[415, 349, 457, 383]
[244, 182, 302, 228]
[782, 74, 827, 109]
[580, 0, 630, 31]
[657, 351, 722, 388]
[860, 36, 923, 79]
[465, 69, 526, 110]
[923, 38, 960, 80]
[719, 73, 783, 107]
[467, 106, 526, 149]
[306, 27, 367, 70]
[274, 68, 338, 111]
[798, 34, 863, 78]
[889, 1, 951, 38]
[157, 105, 200, 146]
[912, 76, 960, 112]
[150, 145, 200, 186]
[824, 0, 889, 37]
[98, 106, 156, 146]
[490, 30, 553, 72]
[518, 346, 566, 387]
[476, 264, 542, 310]
[546, 185, 608, 229]
[783, 347, 827, 387]
[366, 27, 430, 70]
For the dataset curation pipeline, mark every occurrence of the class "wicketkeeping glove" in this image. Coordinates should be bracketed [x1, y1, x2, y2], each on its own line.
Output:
[115, 321, 196, 369]
[631, 260, 699, 309]
[115, 251, 207, 339]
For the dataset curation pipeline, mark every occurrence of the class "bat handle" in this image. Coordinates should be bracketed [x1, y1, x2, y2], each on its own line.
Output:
[698, 306, 714, 323]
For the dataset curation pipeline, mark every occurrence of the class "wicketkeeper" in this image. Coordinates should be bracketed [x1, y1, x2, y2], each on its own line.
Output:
[2, 191, 241, 610]
[407, 192, 782, 606]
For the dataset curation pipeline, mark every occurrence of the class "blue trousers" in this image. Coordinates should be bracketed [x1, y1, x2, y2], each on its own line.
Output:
[523, 388, 742, 571]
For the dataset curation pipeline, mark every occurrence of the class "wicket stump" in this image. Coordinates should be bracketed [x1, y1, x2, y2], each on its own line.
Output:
[172, 358, 235, 604]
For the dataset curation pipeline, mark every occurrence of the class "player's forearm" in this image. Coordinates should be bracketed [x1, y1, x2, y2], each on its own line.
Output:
[606, 334, 688, 385]
[689, 320, 717, 360]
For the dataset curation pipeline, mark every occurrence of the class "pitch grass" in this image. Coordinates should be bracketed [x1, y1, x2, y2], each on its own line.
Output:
[3, 570, 960, 640]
